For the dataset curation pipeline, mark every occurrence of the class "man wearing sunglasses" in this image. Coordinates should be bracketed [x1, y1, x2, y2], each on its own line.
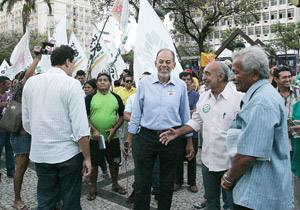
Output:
[116, 75, 136, 105]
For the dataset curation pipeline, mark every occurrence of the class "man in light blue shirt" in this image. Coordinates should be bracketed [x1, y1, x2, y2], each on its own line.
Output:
[220, 46, 292, 210]
[126, 48, 193, 210]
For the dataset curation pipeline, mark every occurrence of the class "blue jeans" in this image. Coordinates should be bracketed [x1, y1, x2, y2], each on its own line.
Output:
[201, 164, 233, 210]
[35, 153, 83, 210]
[0, 130, 14, 176]
[133, 128, 181, 210]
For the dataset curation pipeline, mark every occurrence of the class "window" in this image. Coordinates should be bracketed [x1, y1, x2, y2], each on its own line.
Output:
[214, 31, 220, 39]
[227, 19, 233, 26]
[263, 25, 270, 34]
[262, 0, 269, 8]
[279, 0, 286, 4]
[270, 24, 277, 33]
[263, 12, 269, 21]
[287, 9, 294, 18]
[270, 11, 277, 19]
[270, 0, 277, 6]
[247, 27, 254, 35]
[255, 26, 261, 35]
[279, 10, 286, 19]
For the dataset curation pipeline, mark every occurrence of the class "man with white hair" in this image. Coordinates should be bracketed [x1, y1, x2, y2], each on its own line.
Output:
[221, 46, 292, 210]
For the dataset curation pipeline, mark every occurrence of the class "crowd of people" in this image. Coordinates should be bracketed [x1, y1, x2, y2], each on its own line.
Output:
[0, 45, 299, 210]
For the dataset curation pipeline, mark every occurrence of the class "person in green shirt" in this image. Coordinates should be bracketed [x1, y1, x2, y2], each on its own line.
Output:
[85, 73, 125, 200]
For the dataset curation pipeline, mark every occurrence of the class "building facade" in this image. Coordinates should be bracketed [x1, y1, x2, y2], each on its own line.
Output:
[0, 0, 94, 50]
[173, 0, 300, 52]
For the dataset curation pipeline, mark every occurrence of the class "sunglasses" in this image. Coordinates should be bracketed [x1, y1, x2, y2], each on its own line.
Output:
[125, 80, 133, 83]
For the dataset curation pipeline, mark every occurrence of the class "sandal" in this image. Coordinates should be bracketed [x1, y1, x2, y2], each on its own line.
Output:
[87, 191, 97, 201]
[112, 185, 127, 195]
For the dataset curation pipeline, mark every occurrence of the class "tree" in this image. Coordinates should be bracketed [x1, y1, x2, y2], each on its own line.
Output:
[0, 30, 48, 63]
[220, 27, 245, 51]
[270, 22, 300, 62]
[163, 0, 260, 53]
[0, 0, 52, 34]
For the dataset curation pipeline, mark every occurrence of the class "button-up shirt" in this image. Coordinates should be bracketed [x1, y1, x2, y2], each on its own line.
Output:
[22, 67, 90, 164]
[232, 79, 292, 210]
[187, 83, 243, 171]
[128, 74, 191, 135]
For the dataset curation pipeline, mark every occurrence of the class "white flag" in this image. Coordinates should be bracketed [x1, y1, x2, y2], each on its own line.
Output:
[9, 30, 33, 79]
[0, 59, 10, 76]
[51, 15, 68, 47]
[88, 31, 126, 82]
[134, 0, 182, 84]
[69, 33, 88, 76]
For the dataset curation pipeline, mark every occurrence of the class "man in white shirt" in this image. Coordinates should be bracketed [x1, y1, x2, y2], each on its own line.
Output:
[160, 61, 243, 210]
[22, 45, 92, 210]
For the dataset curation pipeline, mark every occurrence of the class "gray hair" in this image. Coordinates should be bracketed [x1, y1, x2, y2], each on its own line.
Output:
[232, 46, 269, 79]
[156, 48, 175, 62]
[215, 61, 231, 82]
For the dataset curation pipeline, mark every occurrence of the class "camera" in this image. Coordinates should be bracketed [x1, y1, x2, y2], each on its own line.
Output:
[41, 42, 55, 55]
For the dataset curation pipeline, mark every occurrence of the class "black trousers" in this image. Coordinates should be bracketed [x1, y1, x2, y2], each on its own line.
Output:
[174, 138, 198, 186]
[133, 127, 182, 210]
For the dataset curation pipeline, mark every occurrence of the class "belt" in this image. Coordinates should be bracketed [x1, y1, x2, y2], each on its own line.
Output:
[140, 126, 180, 136]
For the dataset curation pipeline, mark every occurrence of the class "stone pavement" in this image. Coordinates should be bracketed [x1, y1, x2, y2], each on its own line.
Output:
[0, 152, 209, 210]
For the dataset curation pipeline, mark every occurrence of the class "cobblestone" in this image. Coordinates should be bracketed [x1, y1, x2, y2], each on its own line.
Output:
[0, 152, 208, 210]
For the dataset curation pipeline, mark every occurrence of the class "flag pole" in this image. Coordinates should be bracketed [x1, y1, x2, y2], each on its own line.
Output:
[86, 15, 110, 80]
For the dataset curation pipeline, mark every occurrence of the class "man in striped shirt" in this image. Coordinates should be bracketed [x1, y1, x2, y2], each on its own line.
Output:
[221, 46, 292, 210]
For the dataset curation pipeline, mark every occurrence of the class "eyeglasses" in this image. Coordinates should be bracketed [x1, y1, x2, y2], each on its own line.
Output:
[125, 80, 133, 83]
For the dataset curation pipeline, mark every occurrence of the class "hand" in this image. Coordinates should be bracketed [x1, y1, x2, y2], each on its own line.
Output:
[185, 140, 195, 161]
[291, 120, 300, 134]
[92, 130, 100, 141]
[221, 176, 233, 190]
[123, 135, 133, 159]
[107, 128, 116, 142]
[33, 46, 42, 60]
[82, 158, 92, 178]
[159, 128, 179, 145]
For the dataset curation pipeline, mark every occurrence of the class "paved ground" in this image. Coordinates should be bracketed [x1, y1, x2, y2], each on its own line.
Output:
[0, 151, 208, 210]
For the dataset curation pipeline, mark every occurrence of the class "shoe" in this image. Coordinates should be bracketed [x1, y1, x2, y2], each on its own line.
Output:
[173, 183, 182, 192]
[189, 185, 198, 193]
[193, 201, 207, 209]
[126, 191, 135, 203]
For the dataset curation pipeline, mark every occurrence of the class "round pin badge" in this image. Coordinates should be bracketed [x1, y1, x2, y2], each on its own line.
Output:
[202, 104, 211, 113]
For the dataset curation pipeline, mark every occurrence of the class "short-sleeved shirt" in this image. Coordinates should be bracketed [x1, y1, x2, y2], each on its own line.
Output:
[86, 91, 124, 140]
[115, 87, 136, 104]
[231, 79, 292, 210]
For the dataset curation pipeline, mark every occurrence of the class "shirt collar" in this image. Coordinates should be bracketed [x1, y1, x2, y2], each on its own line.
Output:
[48, 66, 68, 75]
[151, 74, 175, 86]
[242, 79, 269, 105]
[208, 82, 231, 100]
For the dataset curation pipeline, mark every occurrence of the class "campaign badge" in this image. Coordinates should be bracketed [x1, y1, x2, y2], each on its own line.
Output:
[202, 104, 211, 113]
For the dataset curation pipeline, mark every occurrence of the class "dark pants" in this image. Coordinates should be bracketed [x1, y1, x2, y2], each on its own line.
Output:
[201, 164, 233, 210]
[134, 128, 181, 210]
[35, 153, 83, 210]
[233, 204, 253, 210]
[0, 130, 14, 176]
[175, 138, 198, 186]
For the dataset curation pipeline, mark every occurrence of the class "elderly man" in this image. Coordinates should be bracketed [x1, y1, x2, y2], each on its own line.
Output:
[160, 61, 243, 210]
[126, 48, 193, 210]
[220, 46, 292, 210]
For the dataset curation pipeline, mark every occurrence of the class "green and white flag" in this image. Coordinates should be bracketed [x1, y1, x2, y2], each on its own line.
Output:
[134, 0, 182, 84]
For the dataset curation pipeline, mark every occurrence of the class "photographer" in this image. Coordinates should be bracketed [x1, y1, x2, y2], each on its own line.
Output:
[9, 46, 41, 210]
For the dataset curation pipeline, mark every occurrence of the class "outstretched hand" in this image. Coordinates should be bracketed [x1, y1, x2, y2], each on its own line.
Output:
[159, 128, 178, 145]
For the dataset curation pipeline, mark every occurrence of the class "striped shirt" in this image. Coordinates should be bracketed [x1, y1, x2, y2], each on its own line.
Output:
[232, 79, 292, 210]
[22, 67, 90, 164]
